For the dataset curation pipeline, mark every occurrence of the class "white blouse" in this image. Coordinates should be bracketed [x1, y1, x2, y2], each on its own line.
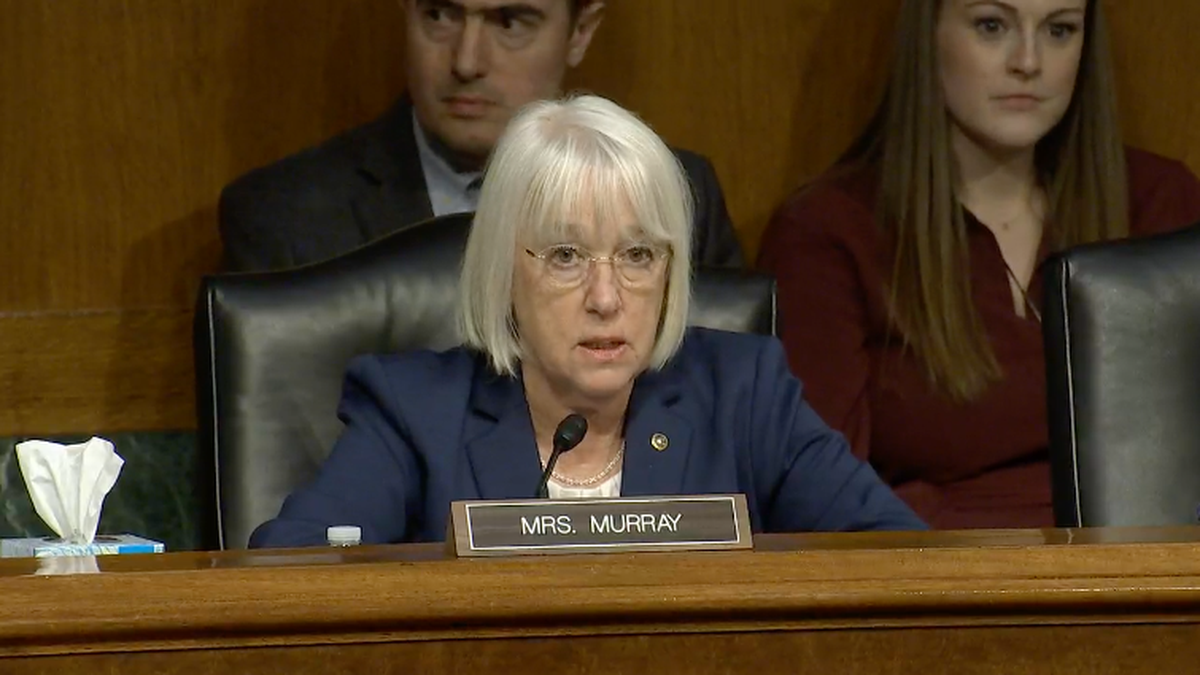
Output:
[546, 470, 623, 499]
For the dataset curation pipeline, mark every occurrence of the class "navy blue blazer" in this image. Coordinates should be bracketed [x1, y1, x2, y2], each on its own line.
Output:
[250, 328, 925, 548]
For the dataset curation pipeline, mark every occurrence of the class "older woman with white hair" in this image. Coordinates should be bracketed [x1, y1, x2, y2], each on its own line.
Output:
[250, 95, 924, 548]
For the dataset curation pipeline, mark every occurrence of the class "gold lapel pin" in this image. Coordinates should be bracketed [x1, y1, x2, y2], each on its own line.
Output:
[651, 433, 669, 452]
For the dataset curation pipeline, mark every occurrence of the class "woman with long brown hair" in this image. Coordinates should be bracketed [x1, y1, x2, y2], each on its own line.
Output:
[758, 0, 1200, 528]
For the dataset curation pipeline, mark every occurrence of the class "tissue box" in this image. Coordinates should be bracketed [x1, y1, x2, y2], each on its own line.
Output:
[1, 534, 165, 558]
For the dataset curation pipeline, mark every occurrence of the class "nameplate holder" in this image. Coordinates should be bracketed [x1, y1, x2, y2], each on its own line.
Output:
[448, 493, 752, 557]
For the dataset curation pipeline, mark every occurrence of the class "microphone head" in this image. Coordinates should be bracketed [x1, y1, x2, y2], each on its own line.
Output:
[552, 414, 588, 453]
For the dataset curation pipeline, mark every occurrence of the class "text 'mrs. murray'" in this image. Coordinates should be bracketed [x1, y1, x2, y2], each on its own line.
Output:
[449, 494, 752, 557]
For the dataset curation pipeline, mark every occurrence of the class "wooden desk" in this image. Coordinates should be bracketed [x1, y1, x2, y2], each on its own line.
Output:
[3, 528, 1200, 674]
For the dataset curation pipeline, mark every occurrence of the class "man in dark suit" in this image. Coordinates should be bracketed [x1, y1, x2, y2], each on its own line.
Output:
[219, 0, 744, 272]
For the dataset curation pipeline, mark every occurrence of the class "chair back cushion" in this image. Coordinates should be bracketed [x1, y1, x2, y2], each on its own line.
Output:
[1043, 223, 1200, 527]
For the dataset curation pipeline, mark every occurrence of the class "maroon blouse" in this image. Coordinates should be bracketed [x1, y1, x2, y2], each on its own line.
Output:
[758, 148, 1200, 529]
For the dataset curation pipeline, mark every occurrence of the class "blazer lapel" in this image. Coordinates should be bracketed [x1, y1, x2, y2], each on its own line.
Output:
[351, 97, 434, 245]
[619, 366, 694, 497]
[461, 359, 696, 500]
[463, 372, 544, 500]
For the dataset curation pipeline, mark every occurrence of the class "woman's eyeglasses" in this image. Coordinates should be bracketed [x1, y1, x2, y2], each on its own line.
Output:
[524, 243, 671, 288]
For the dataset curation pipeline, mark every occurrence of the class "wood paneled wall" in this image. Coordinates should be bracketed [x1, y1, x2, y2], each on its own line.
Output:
[1, 0, 1198, 436]
[0, 0, 405, 435]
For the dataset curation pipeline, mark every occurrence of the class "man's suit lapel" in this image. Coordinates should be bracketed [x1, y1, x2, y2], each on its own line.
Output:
[463, 371, 545, 500]
[619, 365, 695, 497]
[351, 97, 436, 244]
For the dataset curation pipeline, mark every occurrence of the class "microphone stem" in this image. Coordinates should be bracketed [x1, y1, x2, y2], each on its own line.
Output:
[536, 447, 565, 499]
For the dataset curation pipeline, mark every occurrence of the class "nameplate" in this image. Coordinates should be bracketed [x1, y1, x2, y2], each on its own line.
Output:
[448, 494, 752, 557]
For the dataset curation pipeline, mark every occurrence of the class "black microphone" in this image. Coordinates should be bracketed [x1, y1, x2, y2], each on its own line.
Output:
[536, 414, 589, 498]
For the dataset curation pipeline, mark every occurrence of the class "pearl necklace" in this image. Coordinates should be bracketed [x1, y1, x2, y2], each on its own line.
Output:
[549, 441, 625, 487]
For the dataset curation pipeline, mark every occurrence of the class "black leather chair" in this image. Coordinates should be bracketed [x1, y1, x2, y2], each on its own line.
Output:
[195, 213, 777, 549]
[1043, 223, 1200, 528]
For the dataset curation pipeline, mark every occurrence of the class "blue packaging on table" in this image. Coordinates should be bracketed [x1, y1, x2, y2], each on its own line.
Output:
[0, 534, 165, 558]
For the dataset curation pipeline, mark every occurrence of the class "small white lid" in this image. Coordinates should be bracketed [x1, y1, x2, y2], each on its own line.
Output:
[326, 525, 362, 544]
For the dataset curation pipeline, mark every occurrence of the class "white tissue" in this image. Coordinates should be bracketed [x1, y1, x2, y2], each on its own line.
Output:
[15, 437, 124, 545]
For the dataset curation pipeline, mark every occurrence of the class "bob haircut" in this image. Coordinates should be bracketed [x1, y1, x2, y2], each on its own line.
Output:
[458, 94, 694, 376]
